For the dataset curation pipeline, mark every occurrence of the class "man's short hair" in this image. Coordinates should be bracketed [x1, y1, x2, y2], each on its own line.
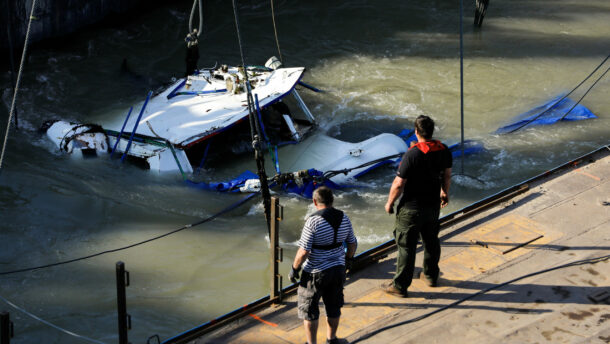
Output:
[313, 186, 333, 206]
[414, 115, 435, 140]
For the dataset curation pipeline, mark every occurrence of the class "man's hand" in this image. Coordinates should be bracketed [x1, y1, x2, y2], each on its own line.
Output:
[289, 265, 301, 284]
[345, 256, 354, 272]
[385, 202, 394, 214]
[440, 190, 449, 208]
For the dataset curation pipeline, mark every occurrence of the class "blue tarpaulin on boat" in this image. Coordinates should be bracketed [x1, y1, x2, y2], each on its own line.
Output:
[281, 169, 346, 199]
[187, 170, 259, 192]
[495, 96, 597, 134]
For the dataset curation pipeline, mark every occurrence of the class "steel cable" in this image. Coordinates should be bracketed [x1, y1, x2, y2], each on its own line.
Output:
[0, 0, 39, 171]
[0, 193, 258, 276]
[0, 292, 107, 344]
[505, 54, 609, 134]
[188, 0, 203, 36]
[270, 0, 283, 63]
[559, 66, 610, 121]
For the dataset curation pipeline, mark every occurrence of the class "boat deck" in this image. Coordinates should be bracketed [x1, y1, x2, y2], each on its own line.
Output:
[184, 146, 610, 344]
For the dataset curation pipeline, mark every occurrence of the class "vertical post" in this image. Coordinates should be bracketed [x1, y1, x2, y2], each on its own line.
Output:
[270, 197, 283, 303]
[1, 312, 11, 344]
[459, 0, 465, 174]
[116, 262, 130, 344]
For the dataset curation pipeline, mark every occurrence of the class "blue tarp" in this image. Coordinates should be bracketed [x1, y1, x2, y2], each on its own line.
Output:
[186, 170, 259, 192]
[187, 169, 347, 198]
[281, 169, 347, 199]
[495, 96, 597, 134]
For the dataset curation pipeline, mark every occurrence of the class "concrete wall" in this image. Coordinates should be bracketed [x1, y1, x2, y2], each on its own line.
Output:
[1, 0, 147, 54]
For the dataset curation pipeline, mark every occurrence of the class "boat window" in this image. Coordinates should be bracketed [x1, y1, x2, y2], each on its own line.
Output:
[281, 93, 314, 124]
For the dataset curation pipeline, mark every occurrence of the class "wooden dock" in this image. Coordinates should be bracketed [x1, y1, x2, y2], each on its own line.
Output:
[169, 145, 610, 344]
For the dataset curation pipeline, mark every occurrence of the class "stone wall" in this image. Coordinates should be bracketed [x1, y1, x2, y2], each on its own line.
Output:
[1, 0, 146, 54]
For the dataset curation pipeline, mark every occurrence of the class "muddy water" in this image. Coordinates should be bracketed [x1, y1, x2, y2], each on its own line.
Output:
[0, 0, 608, 342]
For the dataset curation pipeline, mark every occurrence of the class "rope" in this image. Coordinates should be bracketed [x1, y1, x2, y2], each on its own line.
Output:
[0, 293, 107, 344]
[352, 254, 610, 343]
[505, 54, 610, 134]
[0, 193, 258, 276]
[0, 0, 39, 171]
[189, 0, 203, 36]
[270, 0, 283, 63]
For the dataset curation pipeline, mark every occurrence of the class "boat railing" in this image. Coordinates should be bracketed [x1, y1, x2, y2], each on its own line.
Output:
[121, 91, 152, 162]
[110, 106, 133, 158]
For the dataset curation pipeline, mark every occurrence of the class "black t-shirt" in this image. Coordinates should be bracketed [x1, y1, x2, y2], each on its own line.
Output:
[396, 141, 452, 209]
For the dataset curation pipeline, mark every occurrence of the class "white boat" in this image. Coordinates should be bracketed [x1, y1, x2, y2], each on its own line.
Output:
[42, 58, 408, 189]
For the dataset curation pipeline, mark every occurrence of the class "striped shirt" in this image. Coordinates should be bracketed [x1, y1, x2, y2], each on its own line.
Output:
[298, 209, 357, 273]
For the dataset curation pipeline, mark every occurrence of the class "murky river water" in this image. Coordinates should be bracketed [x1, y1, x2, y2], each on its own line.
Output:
[1, 0, 609, 342]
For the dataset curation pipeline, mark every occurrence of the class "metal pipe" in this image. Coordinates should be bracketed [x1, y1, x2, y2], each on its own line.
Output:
[270, 197, 283, 303]
[292, 90, 316, 123]
[121, 91, 152, 162]
[254, 94, 269, 142]
[116, 262, 129, 344]
[110, 107, 133, 158]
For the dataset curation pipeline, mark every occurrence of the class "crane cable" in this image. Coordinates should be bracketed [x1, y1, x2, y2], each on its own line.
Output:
[270, 0, 283, 63]
[0, 0, 39, 171]
[189, 0, 203, 37]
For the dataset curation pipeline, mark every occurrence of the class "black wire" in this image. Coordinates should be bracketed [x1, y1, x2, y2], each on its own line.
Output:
[506, 54, 609, 134]
[559, 67, 610, 121]
[351, 254, 610, 343]
[0, 193, 258, 276]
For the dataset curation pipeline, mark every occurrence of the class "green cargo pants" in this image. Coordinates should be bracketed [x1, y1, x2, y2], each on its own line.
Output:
[392, 206, 441, 292]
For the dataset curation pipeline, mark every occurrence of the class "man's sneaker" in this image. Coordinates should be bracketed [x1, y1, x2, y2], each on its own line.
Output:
[420, 272, 437, 287]
[326, 338, 340, 344]
[383, 281, 408, 298]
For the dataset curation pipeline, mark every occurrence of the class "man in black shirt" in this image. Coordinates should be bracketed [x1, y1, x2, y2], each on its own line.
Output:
[384, 115, 452, 297]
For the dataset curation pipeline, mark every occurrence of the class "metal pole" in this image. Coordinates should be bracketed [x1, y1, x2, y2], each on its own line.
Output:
[459, 0, 465, 174]
[1, 312, 11, 344]
[270, 197, 283, 303]
[116, 262, 130, 344]
[231, 0, 273, 235]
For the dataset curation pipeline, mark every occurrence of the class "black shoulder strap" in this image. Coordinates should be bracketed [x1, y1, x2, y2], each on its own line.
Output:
[311, 208, 345, 250]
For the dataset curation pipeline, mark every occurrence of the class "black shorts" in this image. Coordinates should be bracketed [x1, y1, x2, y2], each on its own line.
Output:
[297, 265, 346, 321]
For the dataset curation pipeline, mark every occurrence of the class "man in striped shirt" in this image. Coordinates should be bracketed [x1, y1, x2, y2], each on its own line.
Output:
[290, 186, 358, 344]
